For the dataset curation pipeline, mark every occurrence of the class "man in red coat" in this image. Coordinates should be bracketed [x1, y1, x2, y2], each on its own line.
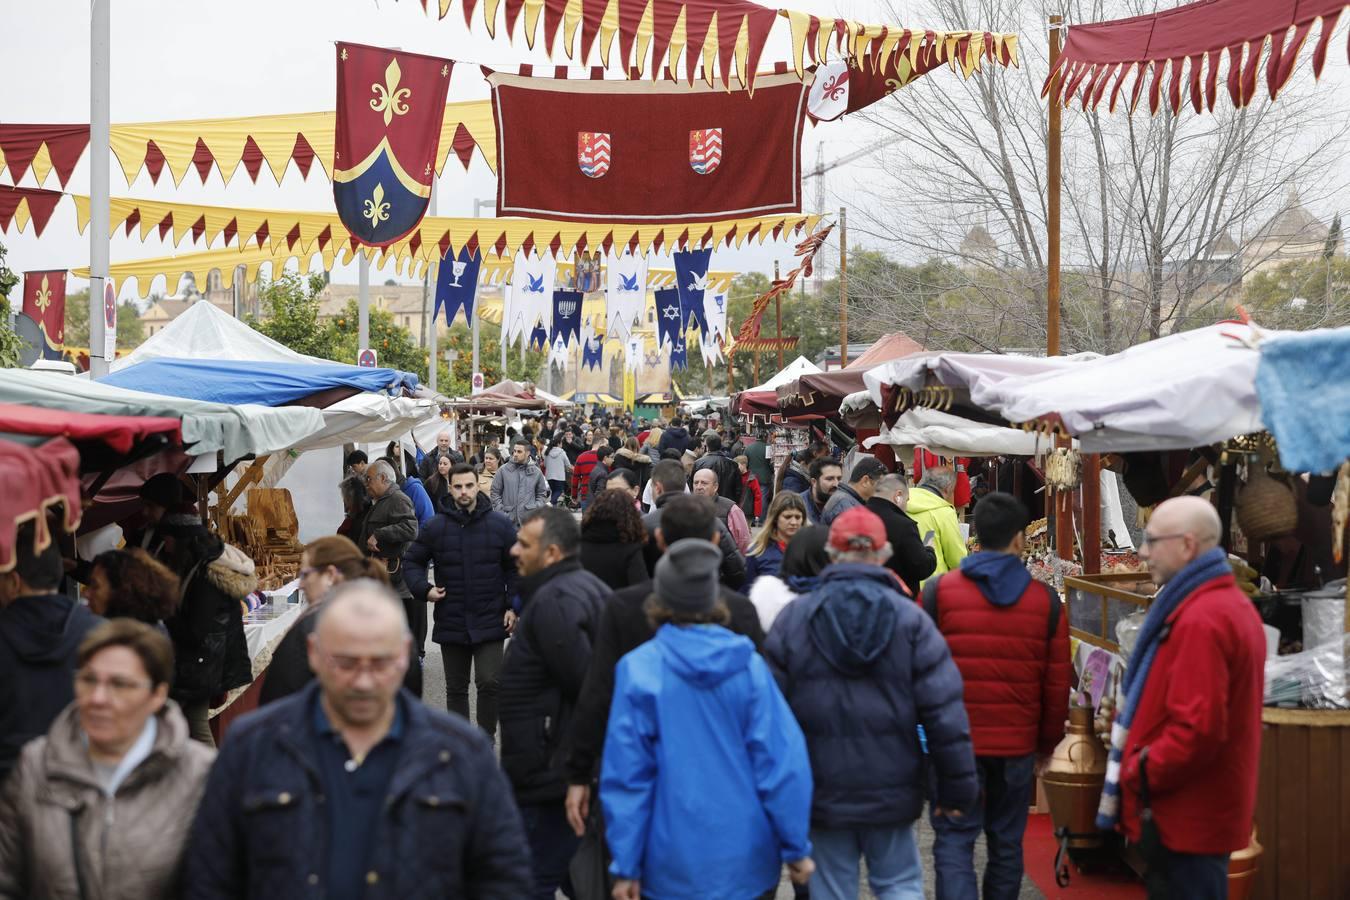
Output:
[570, 435, 606, 508]
[1102, 495, 1265, 898]
[921, 492, 1070, 900]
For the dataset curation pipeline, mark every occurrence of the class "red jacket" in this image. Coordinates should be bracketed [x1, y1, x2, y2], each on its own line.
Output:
[740, 472, 763, 518]
[928, 570, 1071, 757]
[1119, 572, 1265, 855]
[572, 449, 599, 500]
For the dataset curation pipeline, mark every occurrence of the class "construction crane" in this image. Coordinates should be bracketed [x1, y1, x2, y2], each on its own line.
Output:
[801, 138, 901, 294]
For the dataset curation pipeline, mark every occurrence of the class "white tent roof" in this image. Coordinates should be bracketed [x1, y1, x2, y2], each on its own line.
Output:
[863, 351, 1095, 409]
[977, 323, 1279, 452]
[0, 369, 323, 461]
[746, 355, 821, 393]
[111, 301, 434, 451]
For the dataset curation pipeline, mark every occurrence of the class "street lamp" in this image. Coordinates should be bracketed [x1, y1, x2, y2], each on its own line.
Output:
[473, 197, 496, 378]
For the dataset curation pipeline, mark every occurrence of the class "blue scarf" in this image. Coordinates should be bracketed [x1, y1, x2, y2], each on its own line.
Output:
[1096, 546, 1230, 829]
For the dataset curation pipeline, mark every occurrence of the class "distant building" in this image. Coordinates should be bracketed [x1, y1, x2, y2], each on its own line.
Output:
[958, 225, 1000, 269]
[141, 296, 234, 337]
[1243, 189, 1335, 273]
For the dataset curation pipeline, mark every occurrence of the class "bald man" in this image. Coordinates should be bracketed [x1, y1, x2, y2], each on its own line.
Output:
[186, 581, 531, 900]
[1100, 496, 1265, 900]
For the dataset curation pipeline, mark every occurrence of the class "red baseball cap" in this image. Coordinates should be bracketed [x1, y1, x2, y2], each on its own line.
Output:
[829, 507, 887, 553]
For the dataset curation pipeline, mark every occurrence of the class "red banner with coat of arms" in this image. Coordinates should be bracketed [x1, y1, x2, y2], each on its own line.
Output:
[21, 270, 66, 360]
[333, 43, 453, 248]
[488, 69, 812, 223]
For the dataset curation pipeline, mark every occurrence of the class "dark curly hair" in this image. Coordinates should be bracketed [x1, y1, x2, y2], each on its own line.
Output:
[91, 548, 181, 623]
[581, 488, 647, 545]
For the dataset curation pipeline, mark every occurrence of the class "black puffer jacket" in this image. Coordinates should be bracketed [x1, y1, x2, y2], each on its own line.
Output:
[497, 559, 611, 806]
[0, 594, 103, 782]
[403, 493, 519, 645]
[694, 450, 744, 504]
[167, 543, 255, 705]
[184, 682, 531, 900]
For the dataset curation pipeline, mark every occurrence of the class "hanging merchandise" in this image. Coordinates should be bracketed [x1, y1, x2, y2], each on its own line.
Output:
[487, 69, 812, 222]
[333, 43, 452, 247]
[505, 249, 556, 347]
[605, 250, 648, 337]
[581, 318, 605, 370]
[551, 290, 584, 346]
[673, 247, 712, 334]
[655, 287, 682, 348]
[669, 336, 689, 371]
[529, 323, 549, 351]
[20, 270, 67, 359]
[433, 244, 482, 326]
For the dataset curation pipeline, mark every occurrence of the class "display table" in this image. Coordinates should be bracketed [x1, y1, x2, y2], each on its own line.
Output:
[209, 581, 305, 742]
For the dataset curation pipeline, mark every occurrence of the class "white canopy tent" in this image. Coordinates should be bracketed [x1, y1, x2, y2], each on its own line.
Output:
[862, 406, 1066, 459]
[976, 323, 1279, 453]
[112, 301, 435, 452]
[863, 351, 1096, 410]
[745, 355, 822, 393]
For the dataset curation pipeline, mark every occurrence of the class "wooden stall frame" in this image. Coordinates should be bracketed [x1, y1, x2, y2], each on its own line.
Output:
[1062, 572, 1153, 652]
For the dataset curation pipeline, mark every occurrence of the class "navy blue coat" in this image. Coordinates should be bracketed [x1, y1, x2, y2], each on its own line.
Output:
[403, 493, 519, 645]
[183, 683, 531, 900]
[764, 563, 977, 829]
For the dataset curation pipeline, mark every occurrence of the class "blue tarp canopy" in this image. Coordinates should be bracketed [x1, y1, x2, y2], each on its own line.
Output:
[98, 358, 420, 408]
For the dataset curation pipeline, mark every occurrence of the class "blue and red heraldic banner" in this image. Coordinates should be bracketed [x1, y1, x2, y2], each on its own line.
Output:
[21, 270, 66, 359]
[487, 69, 813, 222]
[334, 43, 452, 247]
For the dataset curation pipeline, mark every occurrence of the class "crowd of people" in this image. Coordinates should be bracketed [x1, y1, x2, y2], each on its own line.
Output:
[0, 406, 1266, 900]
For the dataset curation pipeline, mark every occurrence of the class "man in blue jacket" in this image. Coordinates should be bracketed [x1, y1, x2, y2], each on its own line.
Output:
[404, 463, 518, 739]
[601, 538, 815, 900]
[765, 506, 978, 900]
[184, 580, 531, 899]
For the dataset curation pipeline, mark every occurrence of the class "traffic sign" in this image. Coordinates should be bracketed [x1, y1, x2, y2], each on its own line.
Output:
[471, 371, 485, 394]
[358, 348, 378, 368]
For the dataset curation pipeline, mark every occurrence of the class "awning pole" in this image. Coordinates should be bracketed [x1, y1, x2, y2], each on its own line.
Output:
[88, 0, 111, 378]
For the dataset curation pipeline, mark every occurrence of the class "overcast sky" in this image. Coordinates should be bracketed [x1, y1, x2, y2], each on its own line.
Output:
[1, 0, 903, 299]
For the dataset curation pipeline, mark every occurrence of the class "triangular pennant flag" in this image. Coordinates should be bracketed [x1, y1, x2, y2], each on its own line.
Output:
[433, 245, 483, 326]
[529, 322, 549, 350]
[506, 249, 556, 347]
[548, 334, 571, 370]
[605, 249, 648, 337]
[669, 335, 688, 371]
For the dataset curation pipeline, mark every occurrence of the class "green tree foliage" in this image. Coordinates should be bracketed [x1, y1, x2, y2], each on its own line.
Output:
[247, 273, 339, 360]
[1240, 257, 1350, 331]
[330, 299, 425, 373]
[61, 290, 147, 354]
[0, 239, 23, 367]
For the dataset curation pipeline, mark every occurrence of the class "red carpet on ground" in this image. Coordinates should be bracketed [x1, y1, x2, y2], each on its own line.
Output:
[1023, 814, 1144, 899]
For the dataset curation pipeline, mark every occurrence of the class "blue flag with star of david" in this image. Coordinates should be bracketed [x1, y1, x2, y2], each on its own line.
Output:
[655, 287, 682, 349]
[669, 337, 688, 371]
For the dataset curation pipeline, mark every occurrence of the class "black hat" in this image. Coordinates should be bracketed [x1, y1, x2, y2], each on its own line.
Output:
[138, 473, 183, 509]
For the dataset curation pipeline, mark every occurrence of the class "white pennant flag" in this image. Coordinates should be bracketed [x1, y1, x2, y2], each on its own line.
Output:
[548, 334, 570, 371]
[703, 290, 728, 340]
[698, 329, 724, 367]
[506, 250, 556, 347]
[624, 334, 644, 372]
[605, 251, 648, 338]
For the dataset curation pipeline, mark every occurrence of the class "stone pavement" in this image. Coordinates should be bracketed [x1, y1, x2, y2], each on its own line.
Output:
[416, 610, 1043, 900]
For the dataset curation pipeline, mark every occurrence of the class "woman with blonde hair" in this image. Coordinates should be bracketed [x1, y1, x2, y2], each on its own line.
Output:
[258, 535, 416, 704]
[745, 491, 808, 588]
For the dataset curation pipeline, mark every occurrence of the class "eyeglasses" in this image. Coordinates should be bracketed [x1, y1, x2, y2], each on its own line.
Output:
[75, 672, 153, 698]
[321, 651, 403, 677]
[1139, 532, 1188, 548]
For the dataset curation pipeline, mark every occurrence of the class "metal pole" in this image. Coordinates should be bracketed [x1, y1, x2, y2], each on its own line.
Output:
[1047, 15, 1063, 357]
[358, 254, 370, 356]
[474, 198, 495, 381]
[774, 261, 783, 370]
[839, 207, 849, 368]
[427, 183, 438, 392]
[87, 0, 111, 377]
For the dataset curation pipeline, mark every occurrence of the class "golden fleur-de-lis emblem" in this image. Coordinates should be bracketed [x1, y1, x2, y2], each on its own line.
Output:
[340, 48, 348, 61]
[441, 64, 449, 77]
[34, 274, 52, 314]
[370, 58, 411, 126]
[363, 183, 391, 226]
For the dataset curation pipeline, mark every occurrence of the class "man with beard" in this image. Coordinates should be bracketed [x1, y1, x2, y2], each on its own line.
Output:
[492, 439, 551, 526]
[801, 457, 843, 525]
[404, 463, 518, 739]
[417, 428, 465, 482]
[185, 582, 531, 899]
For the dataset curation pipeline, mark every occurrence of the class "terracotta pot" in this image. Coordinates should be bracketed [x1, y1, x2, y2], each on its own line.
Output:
[1227, 827, 1262, 900]
[1041, 706, 1109, 849]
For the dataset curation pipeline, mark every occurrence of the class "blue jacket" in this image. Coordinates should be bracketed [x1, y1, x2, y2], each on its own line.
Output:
[183, 682, 531, 900]
[800, 488, 824, 524]
[401, 478, 436, 525]
[744, 541, 785, 589]
[764, 563, 977, 828]
[601, 625, 813, 900]
[403, 493, 519, 645]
